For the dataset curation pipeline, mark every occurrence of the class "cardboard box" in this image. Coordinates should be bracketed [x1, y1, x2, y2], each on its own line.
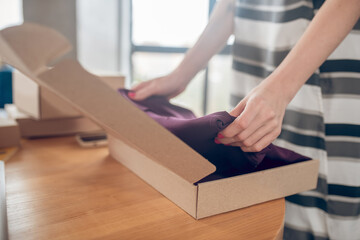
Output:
[5, 104, 101, 138]
[0, 109, 20, 148]
[0, 23, 319, 219]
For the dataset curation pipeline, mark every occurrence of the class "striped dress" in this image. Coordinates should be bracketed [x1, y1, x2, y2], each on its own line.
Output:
[230, 0, 360, 239]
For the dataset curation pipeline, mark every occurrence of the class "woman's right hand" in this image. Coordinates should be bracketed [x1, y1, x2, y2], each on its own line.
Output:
[129, 72, 189, 101]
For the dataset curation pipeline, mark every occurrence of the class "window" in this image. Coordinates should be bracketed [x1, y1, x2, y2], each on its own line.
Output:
[131, 0, 232, 116]
[132, 0, 209, 47]
[0, 0, 23, 30]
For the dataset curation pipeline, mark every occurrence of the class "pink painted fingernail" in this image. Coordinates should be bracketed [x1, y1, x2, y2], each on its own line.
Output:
[214, 138, 221, 144]
[128, 92, 136, 98]
[217, 133, 224, 139]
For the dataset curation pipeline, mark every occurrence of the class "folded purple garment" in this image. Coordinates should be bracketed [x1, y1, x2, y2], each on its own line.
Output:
[118, 89, 310, 181]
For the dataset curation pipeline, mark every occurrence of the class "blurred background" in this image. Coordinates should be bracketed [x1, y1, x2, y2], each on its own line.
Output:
[0, 0, 233, 116]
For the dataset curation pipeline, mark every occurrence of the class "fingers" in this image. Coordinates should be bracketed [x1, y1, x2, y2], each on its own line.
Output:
[240, 127, 281, 152]
[217, 115, 280, 152]
[216, 95, 283, 152]
[219, 108, 275, 146]
[237, 121, 276, 148]
[229, 122, 280, 151]
[220, 98, 260, 139]
[229, 99, 246, 117]
[130, 81, 156, 101]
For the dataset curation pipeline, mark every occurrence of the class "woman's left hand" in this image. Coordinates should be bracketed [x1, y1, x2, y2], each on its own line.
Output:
[216, 78, 290, 152]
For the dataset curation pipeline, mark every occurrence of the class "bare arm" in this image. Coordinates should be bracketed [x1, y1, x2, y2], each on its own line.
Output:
[131, 0, 235, 100]
[218, 0, 360, 152]
[173, 0, 235, 82]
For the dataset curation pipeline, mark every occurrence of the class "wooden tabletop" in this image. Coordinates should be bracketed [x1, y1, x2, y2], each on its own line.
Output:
[5, 137, 285, 240]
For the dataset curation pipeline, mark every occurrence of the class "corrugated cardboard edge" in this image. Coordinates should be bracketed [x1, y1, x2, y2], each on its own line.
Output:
[196, 159, 319, 219]
[108, 135, 198, 218]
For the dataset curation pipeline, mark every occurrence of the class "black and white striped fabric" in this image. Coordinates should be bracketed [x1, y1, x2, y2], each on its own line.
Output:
[231, 0, 360, 239]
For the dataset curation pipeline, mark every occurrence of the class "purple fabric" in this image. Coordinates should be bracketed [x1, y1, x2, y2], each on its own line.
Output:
[118, 89, 310, 181]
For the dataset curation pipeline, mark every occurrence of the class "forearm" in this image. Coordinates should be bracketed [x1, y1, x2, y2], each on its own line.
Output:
[174, 0, 235, 83]
[267, 0, 360, 102]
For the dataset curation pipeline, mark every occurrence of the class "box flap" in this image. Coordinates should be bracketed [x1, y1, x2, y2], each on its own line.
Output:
[99, 76, 125, 91]
[40, 86, 81, 119]
[0, 23, 71, 75]
[0, 34, 33, 79]
[38, 59, 216, 183]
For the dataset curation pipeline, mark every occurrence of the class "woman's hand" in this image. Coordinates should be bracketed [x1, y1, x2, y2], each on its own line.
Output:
[216, 78, 290, 152]
[129, 0, 236, 101]
[215, 0, 360, 152]
[129, 71, 188, 101]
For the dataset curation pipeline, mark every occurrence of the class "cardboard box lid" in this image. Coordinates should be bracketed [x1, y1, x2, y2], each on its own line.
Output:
[0, 34, 32, 79]
[0, 23, 71, 75]
[0, 23, 216, 184]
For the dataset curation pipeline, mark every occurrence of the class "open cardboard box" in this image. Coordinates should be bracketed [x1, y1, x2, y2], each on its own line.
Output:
[0, 23, 319, 219]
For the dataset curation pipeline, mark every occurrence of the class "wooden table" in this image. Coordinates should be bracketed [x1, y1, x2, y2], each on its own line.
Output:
[5, 137, 285, 240]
